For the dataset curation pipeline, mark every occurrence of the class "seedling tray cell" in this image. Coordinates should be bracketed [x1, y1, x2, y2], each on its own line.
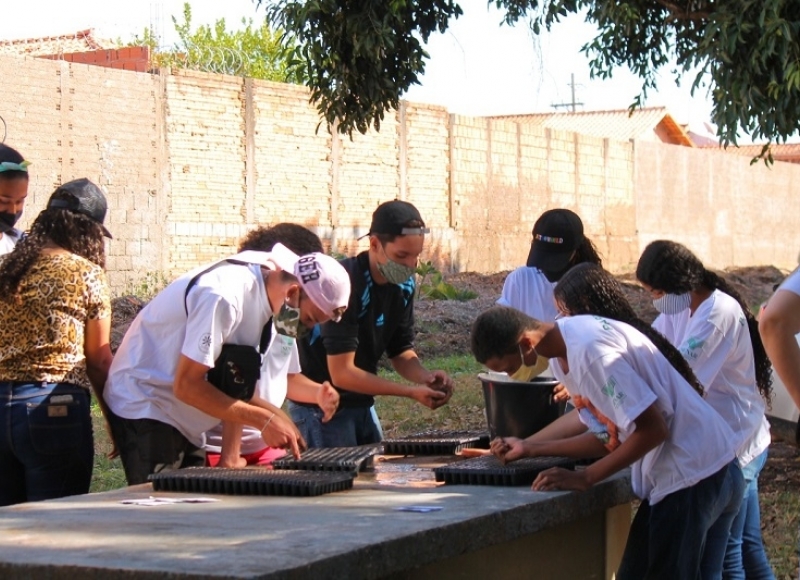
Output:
[271, 446, 378, 473]
[382, 430, 491, 456]
[148, 467, 354, 497]
[433, 455, 575, 486]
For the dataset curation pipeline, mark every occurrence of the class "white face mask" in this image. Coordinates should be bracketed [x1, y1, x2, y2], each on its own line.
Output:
[652, 292, 691, 315]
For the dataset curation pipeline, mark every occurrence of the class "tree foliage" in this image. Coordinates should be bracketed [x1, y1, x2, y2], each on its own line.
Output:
[261, 1, 462, 134]
[133, 3, 305, 83]
[263, 0, 800, 148]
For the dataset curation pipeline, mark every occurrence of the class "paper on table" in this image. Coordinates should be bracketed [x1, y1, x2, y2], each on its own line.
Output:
[120, 496, 220, 507]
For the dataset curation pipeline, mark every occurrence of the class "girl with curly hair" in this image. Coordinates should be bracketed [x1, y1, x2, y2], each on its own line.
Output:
[472, 298, 743, 580]
[0, 178, 113, 506]
[636, 240, 774, 580]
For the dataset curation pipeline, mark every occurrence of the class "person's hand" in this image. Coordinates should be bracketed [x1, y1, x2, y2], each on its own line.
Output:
[260, 412, 307, 459]
[410, 384, 450, 409]
[104, 421, 119, 459]
[425, 370, 454, 409]
[317, 381, 340, 423]
[532, 467, 591, 492]
[490, 436, 526, 464]
[552, 383, 571, 403]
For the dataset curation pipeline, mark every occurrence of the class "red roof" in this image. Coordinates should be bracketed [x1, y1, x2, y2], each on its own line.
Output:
[0, 29, 117, 57]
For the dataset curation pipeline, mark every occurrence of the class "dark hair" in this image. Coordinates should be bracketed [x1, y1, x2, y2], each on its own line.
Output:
[0, 144, 29, 182]
[374, 219, 425, 246]
[238, 223, 323, 255]
[471, 306, 541, 364]
[569, 236, 603, 268]
[0, 207, 106, 300]
[554, 263, 705, 396]
[636, 240, 772, 400]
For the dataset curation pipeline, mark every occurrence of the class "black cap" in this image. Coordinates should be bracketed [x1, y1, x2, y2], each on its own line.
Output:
[47, 178, 112, 238]
[369, 200, 429, 236]
[525, 209, 583, 272]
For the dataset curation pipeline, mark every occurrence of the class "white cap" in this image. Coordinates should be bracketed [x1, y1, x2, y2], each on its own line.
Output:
[294, 253, 350, 322]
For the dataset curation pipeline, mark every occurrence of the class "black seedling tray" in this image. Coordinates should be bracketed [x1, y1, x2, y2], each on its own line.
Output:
[271, 446, 378, 473]
[382, 430, 491, 456]
[148, 467, 354, 497]
[433, 455, 575, 486]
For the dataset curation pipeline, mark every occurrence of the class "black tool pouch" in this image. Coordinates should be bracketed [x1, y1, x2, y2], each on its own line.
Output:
[205, 344, 261, 402]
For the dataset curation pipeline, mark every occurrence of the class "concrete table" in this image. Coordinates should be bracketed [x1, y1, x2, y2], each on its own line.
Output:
[0, 458, 634, 580]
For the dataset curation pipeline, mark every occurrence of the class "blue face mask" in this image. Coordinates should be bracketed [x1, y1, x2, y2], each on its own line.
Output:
[652, 292, 691, 315]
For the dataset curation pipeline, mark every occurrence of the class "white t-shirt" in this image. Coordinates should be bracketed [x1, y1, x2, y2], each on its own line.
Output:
[779, 268, 800, 296]
[550, 315, 736, 505]
[497, 266, 559, 322]
[203, 323, 301, 455]
[0, 229, 22, 256]
[653, 290, 770, 467]
[105, 259, 272, 446]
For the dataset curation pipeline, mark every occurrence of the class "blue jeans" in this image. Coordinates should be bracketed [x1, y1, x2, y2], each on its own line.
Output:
[0, 381, 94, 506]
[723, 449, 775, 580]
[617, 460, 745, 580]
[288, 402, 382, 447]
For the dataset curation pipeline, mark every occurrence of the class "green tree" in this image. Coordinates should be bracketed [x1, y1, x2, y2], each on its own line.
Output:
[262, 0, 800, 150]
[134, 3, 305, 83]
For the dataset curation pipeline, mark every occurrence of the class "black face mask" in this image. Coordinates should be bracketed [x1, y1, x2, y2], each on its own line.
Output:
[542, 264, 571, 283]
[0, 210, 22, 234]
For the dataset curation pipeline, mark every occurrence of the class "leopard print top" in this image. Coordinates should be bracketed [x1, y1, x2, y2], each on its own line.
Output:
[0, 253, 111, 389]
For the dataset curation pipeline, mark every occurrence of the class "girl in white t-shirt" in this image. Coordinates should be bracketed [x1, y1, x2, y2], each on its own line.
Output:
[0, 144, 30, 256]
[473, 268, 743, 579]
[637, 241, 774, 580]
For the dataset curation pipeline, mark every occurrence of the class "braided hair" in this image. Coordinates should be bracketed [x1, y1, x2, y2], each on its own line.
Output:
[0, 208, 106, 300]
[636, 240, 772, 401]
[554, 263, 705, 396]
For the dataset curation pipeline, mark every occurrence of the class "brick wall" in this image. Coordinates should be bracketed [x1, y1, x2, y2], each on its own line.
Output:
[0, 54, 164, 291]
[4, 53, 800, 296]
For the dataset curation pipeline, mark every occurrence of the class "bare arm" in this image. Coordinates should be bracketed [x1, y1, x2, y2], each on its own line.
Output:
[533, 404, 669, 492]
[84, 316, 115, 455]
[760, 290, 800, 411]
[326, 351, 449, 409]
[218, 421, 246, 468]
[174, 355, 306, 458]
[84, 316, 113, 399]
[286, 373, 339, 422]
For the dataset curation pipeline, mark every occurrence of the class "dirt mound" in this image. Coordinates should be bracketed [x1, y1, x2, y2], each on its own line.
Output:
[412, 265, 787, 360]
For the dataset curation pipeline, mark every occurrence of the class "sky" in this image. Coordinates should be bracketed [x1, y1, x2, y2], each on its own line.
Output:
[0, 0, 717, 134]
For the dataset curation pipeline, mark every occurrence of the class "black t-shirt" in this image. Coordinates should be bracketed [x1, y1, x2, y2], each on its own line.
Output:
[297, 251, 416, 407]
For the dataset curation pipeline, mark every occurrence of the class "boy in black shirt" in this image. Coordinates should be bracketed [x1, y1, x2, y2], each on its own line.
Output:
[290, 200, 454, 447]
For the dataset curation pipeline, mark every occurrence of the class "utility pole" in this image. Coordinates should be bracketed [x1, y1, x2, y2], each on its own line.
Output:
[550, 74, 584, 112]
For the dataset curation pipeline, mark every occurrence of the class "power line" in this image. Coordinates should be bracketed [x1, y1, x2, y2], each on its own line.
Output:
[550, 73, 584, 113]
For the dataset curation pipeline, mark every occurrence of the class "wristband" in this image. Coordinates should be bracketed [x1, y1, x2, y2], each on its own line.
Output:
[261, 413, 275, 433]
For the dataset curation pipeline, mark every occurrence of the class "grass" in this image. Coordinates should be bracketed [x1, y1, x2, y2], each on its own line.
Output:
[90, 353, 798, 576]
[760, 489, 800, 579]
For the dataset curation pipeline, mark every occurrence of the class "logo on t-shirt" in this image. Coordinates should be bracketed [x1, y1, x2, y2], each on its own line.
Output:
[376, 313, 384, 327]
[601, 376, 626, 409]
[199, 333, 212, 354]
[680, 336, 705, 361]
